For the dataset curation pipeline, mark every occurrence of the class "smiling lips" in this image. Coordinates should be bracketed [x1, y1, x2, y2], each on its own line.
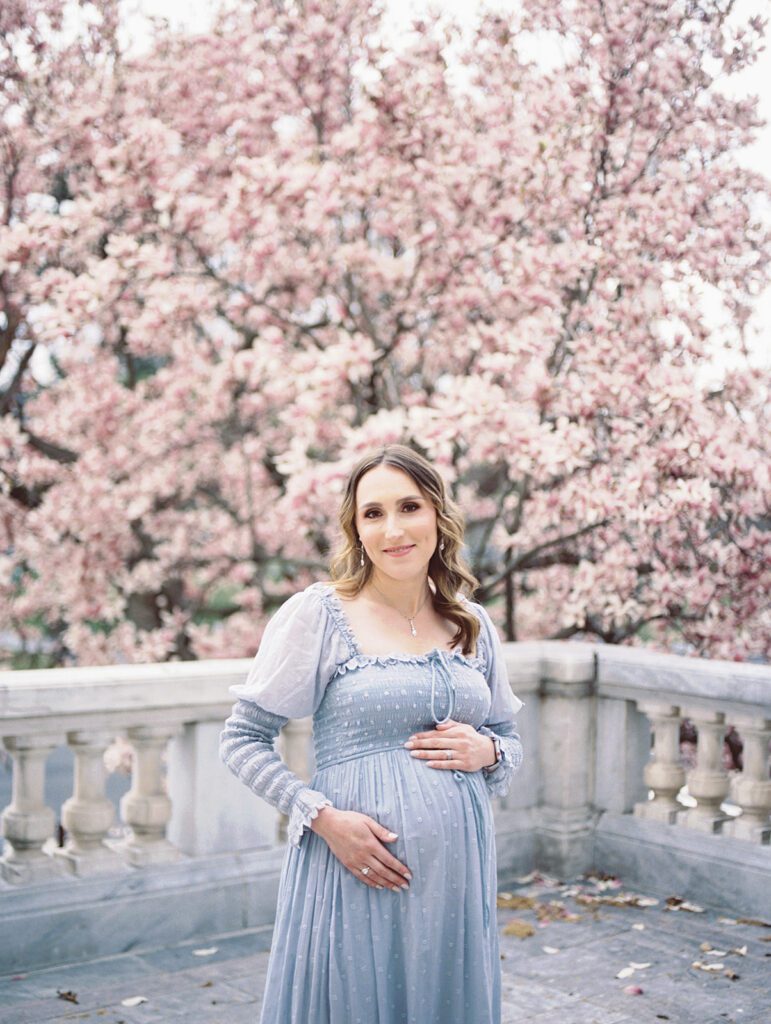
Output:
[384, 544, 415, 555]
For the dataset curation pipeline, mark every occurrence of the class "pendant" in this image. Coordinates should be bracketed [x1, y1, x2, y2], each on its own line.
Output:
[408, 619, 417, 637]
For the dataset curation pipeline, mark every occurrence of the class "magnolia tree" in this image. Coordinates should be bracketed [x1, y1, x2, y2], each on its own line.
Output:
[1, 0, 769, 667]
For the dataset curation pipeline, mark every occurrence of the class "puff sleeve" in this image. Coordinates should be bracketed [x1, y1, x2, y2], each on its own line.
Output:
[219, 585, 338, 847]
[473, 601, 525, 798]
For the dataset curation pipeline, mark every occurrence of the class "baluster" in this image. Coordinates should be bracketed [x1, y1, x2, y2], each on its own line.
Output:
[681, 709, 731, 832]
[1, 734, 65, 884]
[724, 716, 771, 843]
[116, 725, 182, 865]
[54, 730, 126, 875]
[634, 703, 685, 823]
[276, 717, 313, 843]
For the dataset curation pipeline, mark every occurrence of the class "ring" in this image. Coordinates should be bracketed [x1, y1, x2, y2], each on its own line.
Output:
[444, 749, 453, 760]
[361, 866, 370, 876]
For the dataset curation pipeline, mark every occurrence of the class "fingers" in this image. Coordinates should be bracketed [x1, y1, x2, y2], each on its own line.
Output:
[356, 856, 412, 892]
[406, 737, 474, 770]
[330, 815, 411, 892]
[365, 818, 411, 883]
[407, 735, 463, 749]
[376, 845, 412, 883]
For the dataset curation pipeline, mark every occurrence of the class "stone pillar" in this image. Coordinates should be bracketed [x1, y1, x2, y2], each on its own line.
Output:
[167, 720, 279, 855]
[536, 650, 597, 878]
[595, 697, 650, 814]
[276, 717, 313, 844]
[634, 703, 686, 823]
[116, 725, 182, 866]
[1, 733, 65, 884]
[54, 730, 126, 875]
[680, 710, 731, 833]
[724, 716, 771, 843]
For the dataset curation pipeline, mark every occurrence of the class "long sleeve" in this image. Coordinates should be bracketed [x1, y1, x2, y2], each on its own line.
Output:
[472, 601, 525, 798]
[219, 585, 340, 848]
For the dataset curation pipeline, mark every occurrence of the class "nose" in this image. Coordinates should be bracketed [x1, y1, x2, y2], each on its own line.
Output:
[383, 513, 405, 539]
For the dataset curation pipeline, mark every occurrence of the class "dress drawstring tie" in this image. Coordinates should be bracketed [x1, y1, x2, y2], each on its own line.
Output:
[429, 650, 492, 931]
[429, 648, 456, 724]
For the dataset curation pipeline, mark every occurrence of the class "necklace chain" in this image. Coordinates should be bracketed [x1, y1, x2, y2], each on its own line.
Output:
[369, 579, 431, 637]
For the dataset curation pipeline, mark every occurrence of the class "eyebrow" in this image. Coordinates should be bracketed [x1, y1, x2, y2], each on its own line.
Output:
[359, 494, 423, 511]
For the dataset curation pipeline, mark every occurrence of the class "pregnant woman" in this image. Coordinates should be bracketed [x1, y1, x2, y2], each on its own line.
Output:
[220, 443, 524, 1023]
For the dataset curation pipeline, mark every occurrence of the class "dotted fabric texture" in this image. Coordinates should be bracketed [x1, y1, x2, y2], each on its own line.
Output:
[219, 582, 524, 1024]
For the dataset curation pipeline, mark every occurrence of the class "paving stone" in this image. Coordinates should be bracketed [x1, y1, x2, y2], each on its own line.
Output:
[522, 1004, 632, 1024]
[134, 928, 272, 973]
[1, 873, 768, 1024]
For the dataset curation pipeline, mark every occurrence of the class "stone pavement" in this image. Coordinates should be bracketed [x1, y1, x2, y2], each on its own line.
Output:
[0, 872, 768, 1024]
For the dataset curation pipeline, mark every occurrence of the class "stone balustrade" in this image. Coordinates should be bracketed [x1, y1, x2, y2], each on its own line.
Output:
[591, 642, 771, 842]
[0, 642, 769, 973]
[0, 660, 274, 883]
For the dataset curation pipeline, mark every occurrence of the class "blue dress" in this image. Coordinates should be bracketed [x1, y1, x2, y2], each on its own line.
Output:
[220, 582, 524, 1024]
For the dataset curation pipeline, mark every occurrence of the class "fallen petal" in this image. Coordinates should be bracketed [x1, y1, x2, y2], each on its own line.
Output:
[192, 947, 219, 956]
[503, 919, 535, 938]
[705, 950, 727, 957]
[616, 967, 635, 978]
[730, 945, 747, 956]
[666, 897, 704, 913]
[629, 962, 651, 970]
[542, 946, 560, 955]
[632, 923, 645, 931]
[623, 985, 644, 995]
[121, 996, 148, 1007]
[497, 894, 537, 910]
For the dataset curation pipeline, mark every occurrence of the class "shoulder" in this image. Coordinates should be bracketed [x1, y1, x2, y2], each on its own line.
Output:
[458, 595, 500, 663]
[459, 593, 492, 627]
[450, 593, 490, 662]
[263, 582, 330, 628]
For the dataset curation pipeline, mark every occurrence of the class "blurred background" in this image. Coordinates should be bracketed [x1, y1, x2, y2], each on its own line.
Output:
[1, 0, 769, 669]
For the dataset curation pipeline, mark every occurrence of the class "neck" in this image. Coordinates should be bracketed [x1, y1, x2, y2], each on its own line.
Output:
[368, 570, 431, 616]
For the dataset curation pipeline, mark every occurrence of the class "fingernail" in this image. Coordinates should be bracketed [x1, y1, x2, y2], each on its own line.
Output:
[387, 832, 398, 839]
[403, 741, 414, 748]
[376, 884, 385, 890]
[391, 885, 400, 892]
[404, 872, 412, 880]
[409, 751, 418, 757]
[400, 883, 409, 890]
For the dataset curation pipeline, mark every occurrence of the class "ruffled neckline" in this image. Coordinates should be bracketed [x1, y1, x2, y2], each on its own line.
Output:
[313, 582, 485, 673]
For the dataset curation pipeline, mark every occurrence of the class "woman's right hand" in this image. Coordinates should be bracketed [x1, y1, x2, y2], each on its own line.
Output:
[310, 806, 411, 892]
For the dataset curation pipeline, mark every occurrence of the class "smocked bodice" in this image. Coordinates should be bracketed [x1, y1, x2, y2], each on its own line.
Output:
[312, 647, 494, 771]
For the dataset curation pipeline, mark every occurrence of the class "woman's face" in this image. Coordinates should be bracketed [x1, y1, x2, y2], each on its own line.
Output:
[354, 464, 438, 584]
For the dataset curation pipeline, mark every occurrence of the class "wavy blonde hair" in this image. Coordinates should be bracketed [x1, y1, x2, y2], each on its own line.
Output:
[327, 444, 481, 655]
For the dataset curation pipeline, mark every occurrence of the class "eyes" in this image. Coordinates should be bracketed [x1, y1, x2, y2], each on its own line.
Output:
[363, 502, 421, 519]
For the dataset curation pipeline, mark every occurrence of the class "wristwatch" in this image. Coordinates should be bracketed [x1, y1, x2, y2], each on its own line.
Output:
[482, 734, 502, 774]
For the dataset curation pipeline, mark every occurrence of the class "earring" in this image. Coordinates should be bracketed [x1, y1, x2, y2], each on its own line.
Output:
[439, 538, 445, 552]
[360, 544, 365, 567]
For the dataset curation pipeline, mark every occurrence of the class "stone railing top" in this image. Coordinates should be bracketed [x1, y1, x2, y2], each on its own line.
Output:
[0, 658, 252, 733]
[505, 640, 770, 716]
[2, 641, 769, 735]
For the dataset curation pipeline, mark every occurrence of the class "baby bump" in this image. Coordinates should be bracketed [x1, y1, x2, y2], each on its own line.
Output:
[312, 750, 492, 872]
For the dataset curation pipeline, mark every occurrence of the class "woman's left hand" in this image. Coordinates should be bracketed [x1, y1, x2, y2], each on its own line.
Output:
[404, 720, 497, 772]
